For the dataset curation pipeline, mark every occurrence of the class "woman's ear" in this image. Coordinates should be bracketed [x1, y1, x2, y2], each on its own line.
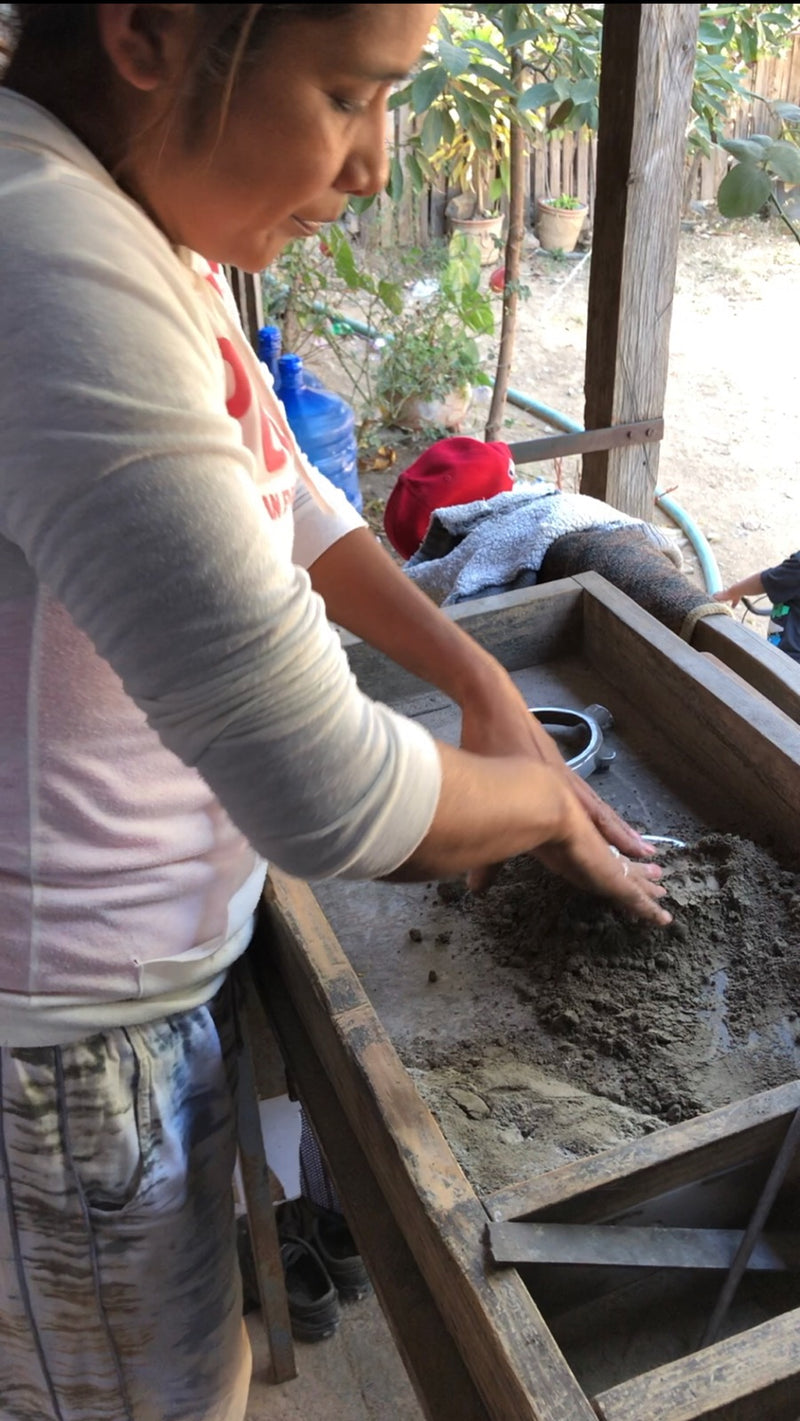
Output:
[95, 4, 195, 93]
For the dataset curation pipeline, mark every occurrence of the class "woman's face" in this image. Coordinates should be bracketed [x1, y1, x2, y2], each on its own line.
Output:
[111, 4, 438, 271]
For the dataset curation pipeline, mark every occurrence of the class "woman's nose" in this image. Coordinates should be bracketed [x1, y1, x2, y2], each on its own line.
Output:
[336, 109, 390, 198]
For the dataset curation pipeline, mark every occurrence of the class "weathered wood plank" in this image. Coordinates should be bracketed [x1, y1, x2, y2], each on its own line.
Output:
[252, 952, 492, 1420]
[509, 419, 663, 465]
[575, 573, 800, 852]
[485, 1081, 800, 1225]
[258, 872, 597, 1421]
[338, 580, 585, 701]
[582, 5, 700, 517]
[592, 1307, 800, 1421]
[235, 964, 296, 1384]
[691, 616, 800, 725]
[576, 133, 590, 208]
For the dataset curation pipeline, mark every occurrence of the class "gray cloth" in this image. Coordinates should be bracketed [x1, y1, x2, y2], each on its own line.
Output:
[404, 486, 669, 606]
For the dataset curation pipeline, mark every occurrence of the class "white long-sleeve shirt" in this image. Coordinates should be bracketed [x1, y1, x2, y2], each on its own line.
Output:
[0, 90, 441, 1044]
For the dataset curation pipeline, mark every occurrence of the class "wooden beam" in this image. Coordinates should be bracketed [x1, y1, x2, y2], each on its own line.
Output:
[582, 5, 700, 519]
[691, 617, 800, 725]
[254, 957, 493, 1421]
[258, 872, 598, 1421]
[337, 581, 585, 702]
[485, 1080, 800, 1227]
[576, 573, 800, 856]
[235, 965, 296, 1384]
[592, 1307, 800, 1421]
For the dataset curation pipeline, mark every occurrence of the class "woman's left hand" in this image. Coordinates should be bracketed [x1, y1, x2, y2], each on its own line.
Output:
[459, 667, 656, 889]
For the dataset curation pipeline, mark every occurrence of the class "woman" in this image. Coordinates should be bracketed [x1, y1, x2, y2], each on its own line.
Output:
[0, 6, 669, 1418]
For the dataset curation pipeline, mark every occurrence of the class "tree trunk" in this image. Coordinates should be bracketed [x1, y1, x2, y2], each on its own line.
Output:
[485, 50, 525, 443]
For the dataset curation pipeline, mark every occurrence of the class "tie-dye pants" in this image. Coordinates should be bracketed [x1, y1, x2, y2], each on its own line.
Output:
[0, 983, 251, 1420]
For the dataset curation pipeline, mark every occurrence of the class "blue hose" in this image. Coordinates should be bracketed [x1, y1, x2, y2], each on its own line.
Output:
[652, 490, 722, 595]
[314, 306, 722, 594]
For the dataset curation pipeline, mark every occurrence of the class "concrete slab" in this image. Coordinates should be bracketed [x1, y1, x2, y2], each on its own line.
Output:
[245, 1292, 424, 1420]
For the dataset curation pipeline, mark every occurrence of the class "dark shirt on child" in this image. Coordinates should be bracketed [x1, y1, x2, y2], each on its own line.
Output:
[762, 551, 800, 663]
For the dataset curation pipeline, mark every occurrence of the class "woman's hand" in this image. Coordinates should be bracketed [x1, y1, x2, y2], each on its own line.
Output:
[394, 747, 671, 926]
[458, 665, 657, 889]
[534, 821, 670, 926]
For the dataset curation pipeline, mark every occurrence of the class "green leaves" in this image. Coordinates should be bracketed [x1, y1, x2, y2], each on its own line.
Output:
[717, 122, 800, 221]
[518, 81, 560, 113]
[766, 138, 800, 183]
[438, 39, 474, 77]
[720, 136, 775, 161]
[377, 280, 404, 318]
[411, 65, 448, 113]
[717, 162, 773, 216]
[774, 101, 800, 125]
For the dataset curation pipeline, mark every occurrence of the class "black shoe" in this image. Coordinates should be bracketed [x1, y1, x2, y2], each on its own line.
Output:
[277, 1198, 372, 1304]
[308, 1206, 372, 1303]
[280, 1235, 340, 1342]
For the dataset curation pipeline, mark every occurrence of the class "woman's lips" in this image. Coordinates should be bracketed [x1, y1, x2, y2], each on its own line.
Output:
[291, 214, 325, 235]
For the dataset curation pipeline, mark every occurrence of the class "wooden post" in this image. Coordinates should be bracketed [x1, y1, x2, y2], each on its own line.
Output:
[227, 266, 263, 351]
[582, 4, 699, 518]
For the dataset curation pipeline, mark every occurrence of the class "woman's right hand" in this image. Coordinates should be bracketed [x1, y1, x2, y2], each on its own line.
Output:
[391, 745, 672, 927]
[533, 792, 671, 925]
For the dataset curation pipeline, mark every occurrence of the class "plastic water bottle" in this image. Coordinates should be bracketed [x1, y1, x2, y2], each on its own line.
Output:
[277, 353, 362, 512]
[257, 325, 324, 394]
[257, 324, 282, 386]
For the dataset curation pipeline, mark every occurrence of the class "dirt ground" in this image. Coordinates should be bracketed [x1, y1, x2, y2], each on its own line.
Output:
[356, 213, 800, 619]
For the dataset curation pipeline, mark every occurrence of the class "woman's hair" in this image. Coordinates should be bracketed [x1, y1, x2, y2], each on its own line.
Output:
[2, 5, 354, 163]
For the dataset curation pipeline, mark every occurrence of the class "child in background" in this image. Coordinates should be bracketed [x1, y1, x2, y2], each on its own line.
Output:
[714, 551, 800, 664]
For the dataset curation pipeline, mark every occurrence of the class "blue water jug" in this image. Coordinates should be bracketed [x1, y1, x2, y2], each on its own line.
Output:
[257, 326, 324, 394]
[277, 353, 362, 513]
[257, 324, 282, 386]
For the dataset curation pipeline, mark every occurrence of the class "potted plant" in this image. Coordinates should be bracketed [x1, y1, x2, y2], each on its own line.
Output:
[376, 301, 490, 431]
[536, 193, 588, 253]
[376, 235, 494, 431]
[438, 117, 510, 265]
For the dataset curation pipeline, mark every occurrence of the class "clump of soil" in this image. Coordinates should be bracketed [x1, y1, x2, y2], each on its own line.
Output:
[441, 834, 800, 1122]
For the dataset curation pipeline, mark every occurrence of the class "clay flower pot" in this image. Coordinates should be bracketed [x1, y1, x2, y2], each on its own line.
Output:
[536, 198, 588, 254]
[447, 213, 505, 266]
[391, 387, 472, 433]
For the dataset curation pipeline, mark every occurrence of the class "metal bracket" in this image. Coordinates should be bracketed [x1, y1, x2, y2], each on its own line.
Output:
[488, 1221, 800, 1274]
[509, 418, 664, 469]
[529, 703, 616, 780]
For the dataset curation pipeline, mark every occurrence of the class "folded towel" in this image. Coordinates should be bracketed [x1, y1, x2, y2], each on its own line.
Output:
[404, 485, 662, 606]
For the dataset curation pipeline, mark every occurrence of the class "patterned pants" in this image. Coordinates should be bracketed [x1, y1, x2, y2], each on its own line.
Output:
[0, 983, 251, 1421]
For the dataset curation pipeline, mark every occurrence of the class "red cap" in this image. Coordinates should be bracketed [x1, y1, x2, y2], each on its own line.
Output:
[383, 437, 515, 560]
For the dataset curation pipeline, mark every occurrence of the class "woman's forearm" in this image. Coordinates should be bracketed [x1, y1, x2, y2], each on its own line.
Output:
[393, 744, 572, 879]
[307, 526, 506, 709]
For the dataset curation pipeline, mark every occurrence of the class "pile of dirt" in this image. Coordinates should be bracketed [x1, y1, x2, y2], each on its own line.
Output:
[400, 835, 800, 1192]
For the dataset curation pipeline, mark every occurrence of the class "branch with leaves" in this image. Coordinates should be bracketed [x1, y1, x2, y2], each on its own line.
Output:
[716, 99, 800, 245]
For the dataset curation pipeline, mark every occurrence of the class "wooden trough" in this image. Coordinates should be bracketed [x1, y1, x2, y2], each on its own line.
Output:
[251, 574, 800, 1421]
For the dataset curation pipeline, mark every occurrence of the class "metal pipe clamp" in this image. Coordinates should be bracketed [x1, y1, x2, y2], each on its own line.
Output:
[528, 703, 616, 780]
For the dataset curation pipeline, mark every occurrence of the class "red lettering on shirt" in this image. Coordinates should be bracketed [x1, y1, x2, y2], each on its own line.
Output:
[261, 488, 295, 521]
[217, 337, 252, 420]
[260, 406, 293, 475]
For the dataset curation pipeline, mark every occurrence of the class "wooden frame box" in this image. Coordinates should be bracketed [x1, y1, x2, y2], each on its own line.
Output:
[251, 575, 800, 1421]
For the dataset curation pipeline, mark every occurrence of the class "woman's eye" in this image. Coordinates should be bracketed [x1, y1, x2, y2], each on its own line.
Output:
[330, 95, 368, 116]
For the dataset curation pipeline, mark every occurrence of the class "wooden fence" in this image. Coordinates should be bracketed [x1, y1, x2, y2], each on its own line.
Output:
[362, 31, 800, 250]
